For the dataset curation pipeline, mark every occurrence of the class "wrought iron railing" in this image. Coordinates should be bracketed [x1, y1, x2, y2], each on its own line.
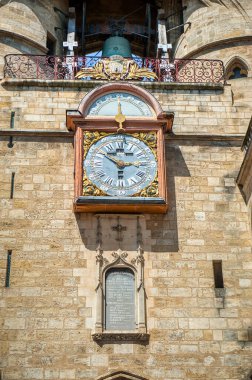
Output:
[242, 117, 252, 152]
[4, 54, 225, 84]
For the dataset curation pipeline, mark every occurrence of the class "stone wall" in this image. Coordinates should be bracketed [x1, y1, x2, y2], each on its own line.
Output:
[0, 1, 252, 379]
[0, 80, 252, 380]
[0, 0, 67, 77]
[175, 0, 252, 61]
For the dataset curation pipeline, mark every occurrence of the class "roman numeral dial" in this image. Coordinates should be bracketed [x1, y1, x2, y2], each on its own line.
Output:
[84, 134, 157, 197]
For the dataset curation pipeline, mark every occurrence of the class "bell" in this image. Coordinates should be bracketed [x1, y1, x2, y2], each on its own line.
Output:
[102, 36, 132, 58]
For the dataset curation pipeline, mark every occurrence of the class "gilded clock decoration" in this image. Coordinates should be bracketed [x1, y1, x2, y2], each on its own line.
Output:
[75, 56, 157, 82]
[83, 175, 107, 196]
[133, 176, 159, 197]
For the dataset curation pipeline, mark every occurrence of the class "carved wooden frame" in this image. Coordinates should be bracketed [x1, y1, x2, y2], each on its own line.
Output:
[66, 83, 174, 213]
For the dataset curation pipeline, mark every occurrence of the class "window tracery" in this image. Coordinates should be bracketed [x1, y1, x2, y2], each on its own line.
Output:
[226, 58, 248, 80]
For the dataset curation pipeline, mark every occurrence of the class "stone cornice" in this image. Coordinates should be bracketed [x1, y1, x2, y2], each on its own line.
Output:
[0, 129, 243, 145]
[0, 29, 47, 54]
[0, 129, 73, 138]
[166, 134, 243, 144]
[0, 78, 224, 91]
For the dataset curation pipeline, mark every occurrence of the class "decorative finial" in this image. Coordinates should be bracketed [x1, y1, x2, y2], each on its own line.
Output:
[115, 97, 126, 133]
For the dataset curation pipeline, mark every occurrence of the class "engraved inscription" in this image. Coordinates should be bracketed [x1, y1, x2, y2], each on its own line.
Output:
[105, 269, 135, 331]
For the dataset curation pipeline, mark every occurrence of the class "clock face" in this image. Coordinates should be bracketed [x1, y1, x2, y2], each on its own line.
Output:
[84, 134, 157, 196]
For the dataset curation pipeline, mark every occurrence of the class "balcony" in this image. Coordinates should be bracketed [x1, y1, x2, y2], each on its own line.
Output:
[242, 117, 252, 153]
[4, 54, 225, 84]
[237, 117, 252, 204]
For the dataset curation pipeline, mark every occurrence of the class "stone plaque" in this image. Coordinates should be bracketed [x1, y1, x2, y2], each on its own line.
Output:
[105, 269, 135, 330]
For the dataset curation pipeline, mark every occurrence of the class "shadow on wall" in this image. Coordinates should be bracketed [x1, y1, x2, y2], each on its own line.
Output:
[75, 144, 190, 253]
[147, 144, 190, 252]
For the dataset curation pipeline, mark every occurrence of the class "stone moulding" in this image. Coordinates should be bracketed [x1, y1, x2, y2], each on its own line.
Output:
[96, 370, 149, 380]
[0, 77, 224, 91]
[92, 332, 150, 343]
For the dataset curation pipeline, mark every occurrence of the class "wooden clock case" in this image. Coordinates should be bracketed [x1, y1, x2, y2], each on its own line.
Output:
[66, 83, 174, 213]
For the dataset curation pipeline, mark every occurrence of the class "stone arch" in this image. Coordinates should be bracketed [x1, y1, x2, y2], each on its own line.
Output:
[96, 370, 149, 380]
[102, 253, 137, 277]
[93, 246, 148, 342]
[0, 1, 47, 53]
[77, 82, 163, 119]
[225, 56, 249, 79]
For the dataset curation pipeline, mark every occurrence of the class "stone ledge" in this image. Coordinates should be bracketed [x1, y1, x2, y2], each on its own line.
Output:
[1, 77, 224, 91]
[92, 332, 149, 343]
[166, 134, 243, 144]
[0, 129, 74, 138]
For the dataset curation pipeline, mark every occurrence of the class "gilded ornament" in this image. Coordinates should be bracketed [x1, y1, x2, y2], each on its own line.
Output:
[83, 175, 107, 196]
[75, 57, 157, 81]
[83, 131, 108, 159]
[133, 176, 159, 197]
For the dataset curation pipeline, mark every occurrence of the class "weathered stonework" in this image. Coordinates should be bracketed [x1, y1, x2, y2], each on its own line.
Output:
[0, 1, 252, 380]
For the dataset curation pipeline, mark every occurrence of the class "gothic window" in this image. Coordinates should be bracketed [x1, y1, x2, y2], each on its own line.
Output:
[226, 58, 248, 80]
[105, 268, 135, 331]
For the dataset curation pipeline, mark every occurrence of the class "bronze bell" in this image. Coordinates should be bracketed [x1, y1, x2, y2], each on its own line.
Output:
[102, 36, 132, 58]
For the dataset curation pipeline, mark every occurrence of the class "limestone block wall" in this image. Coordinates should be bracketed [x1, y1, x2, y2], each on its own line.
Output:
[175, 0, 252, 62]
[0, 81, 252, 380]
[0, 81, 251, 135]
[0, 0, 67, 76]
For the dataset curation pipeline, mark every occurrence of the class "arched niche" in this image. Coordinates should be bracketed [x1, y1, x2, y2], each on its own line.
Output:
[93, 251, 148, 343]
[226, 57, 249, 80]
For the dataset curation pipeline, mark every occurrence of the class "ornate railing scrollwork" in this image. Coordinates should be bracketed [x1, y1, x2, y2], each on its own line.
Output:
[4, 54, 225, 84]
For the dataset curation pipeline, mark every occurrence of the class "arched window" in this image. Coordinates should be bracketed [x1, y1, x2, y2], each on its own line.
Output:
[105, 268, 135, 330]
[226, 58, 248, 80]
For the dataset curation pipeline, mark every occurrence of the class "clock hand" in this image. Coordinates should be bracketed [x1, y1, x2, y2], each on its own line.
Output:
[102, 152, 147, 169]
[121, 160, 146, 167]
[102, 152, 127, 168]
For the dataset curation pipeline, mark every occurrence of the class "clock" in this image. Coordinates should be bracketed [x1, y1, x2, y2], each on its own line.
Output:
[73, 127, 168, 213]
[83, 133, 157, 197]
[68, 84, 173, 213]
